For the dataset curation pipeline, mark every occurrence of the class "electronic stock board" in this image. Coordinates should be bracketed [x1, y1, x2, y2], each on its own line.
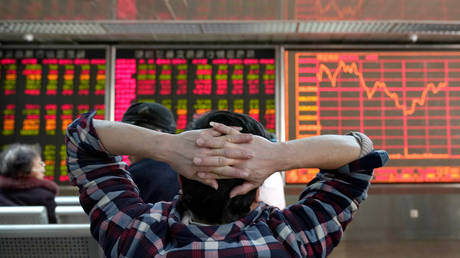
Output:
[285, 50, 460, 183]
[0, 47, 107, 183]
[114, 48, 276, 133]
[1, 46, 275, 183]
[4, 46, 458, 185]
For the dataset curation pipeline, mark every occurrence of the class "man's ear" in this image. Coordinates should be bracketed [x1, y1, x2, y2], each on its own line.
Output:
[177, 174, 183, 189]
[250, 189, 260, 211]
[252, 189, 260, 204]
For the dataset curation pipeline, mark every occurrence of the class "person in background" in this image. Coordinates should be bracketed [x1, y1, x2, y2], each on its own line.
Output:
[0, 144, 58, 223]
[121, 102, 180, 204]
[66, 110, 388, 257]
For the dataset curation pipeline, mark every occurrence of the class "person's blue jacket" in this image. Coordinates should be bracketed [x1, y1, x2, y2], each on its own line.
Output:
[129, 159, 179, 204]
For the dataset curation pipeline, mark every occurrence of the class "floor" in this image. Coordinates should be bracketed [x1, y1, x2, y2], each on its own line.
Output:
[329, 240, 460, 258]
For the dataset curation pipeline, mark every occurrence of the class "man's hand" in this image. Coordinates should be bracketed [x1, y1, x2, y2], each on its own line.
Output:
[165, 125, 254, 189]
[94, 118, 255, 190]
[194, 122, 281, 197]
[193, 128, 364, 198]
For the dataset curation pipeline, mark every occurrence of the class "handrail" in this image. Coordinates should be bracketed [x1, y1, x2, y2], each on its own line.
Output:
[0, 224, 91, 237]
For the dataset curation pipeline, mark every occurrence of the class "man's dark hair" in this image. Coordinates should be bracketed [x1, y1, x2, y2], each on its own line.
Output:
[181, 110, 271, 224]
[0, 143, 41, 177]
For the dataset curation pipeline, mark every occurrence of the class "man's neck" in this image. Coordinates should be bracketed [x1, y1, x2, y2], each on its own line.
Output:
[181, 200, 260, 226]
[181, 210, 214, 226]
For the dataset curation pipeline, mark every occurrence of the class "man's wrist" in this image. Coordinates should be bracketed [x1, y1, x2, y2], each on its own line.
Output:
[271, 142, 292, 172]
[146, 132, 175, 163]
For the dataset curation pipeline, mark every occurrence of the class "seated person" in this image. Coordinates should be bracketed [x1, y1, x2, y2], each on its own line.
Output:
[66, 110, 388, 257]
[121, 102, 180, 204]
[0, 143, 58, 223]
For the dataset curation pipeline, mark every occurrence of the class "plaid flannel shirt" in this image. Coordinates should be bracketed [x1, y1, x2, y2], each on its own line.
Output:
[66, 112, 388, 258]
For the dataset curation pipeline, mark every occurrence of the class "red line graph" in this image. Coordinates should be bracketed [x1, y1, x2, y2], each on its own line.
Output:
[314, 0, 363, 19]
[316, 61, 447, 116]
[285, 51, 460, 183]
[293, 0, 459, 21]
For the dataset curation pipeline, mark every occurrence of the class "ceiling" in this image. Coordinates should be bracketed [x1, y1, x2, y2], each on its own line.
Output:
[1, 20, 460, 44]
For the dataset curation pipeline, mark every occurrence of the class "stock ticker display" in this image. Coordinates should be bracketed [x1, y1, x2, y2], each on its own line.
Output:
[0, 48, 106, 183]
[285, 50, 460, 183]
[114, 48, 276, 133]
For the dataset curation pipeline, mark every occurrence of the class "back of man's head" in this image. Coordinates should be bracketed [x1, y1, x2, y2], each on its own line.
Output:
[181, 110, 271, 224]
[122, 102, 176, 133]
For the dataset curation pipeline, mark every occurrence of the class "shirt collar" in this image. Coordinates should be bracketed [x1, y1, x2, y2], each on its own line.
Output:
[167, 200, 271, 243]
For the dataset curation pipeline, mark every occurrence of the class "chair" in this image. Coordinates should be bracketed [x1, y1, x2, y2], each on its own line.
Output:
[55, 206, 89, 224]
[55, 196, 80, 206]
[0, 206, 48, 224]
[0, 224, 103, 258]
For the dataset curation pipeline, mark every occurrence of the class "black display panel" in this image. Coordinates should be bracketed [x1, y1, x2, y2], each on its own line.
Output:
[114, 48, 276, 134]
[0, 48, 107, 184]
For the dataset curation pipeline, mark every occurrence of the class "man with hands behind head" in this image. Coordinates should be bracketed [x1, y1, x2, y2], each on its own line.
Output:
[66, 110, 388, 257]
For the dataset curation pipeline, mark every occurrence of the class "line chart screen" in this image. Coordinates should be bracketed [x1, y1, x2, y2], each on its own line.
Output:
[285, 50, 460, 184]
